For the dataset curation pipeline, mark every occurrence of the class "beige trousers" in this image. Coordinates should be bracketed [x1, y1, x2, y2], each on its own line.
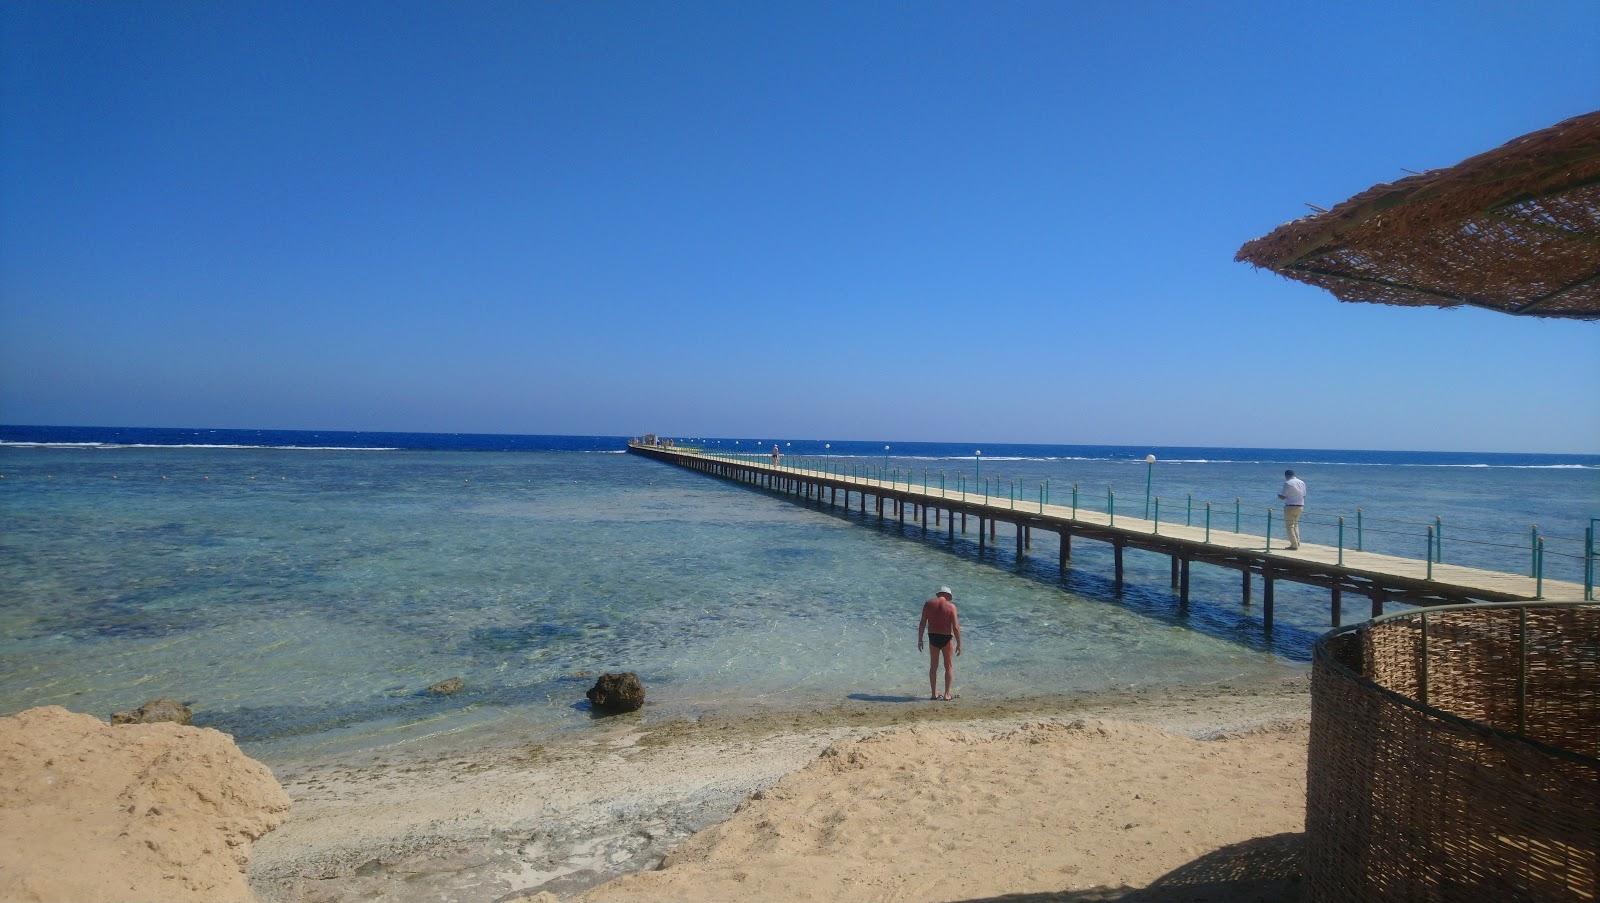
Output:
[1284, 506, 1303, 548]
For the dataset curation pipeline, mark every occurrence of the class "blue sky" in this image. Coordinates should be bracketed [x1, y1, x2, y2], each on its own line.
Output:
[2, 2, 1596, 452]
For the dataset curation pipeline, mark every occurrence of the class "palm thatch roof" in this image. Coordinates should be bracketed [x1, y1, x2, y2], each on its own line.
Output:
[1236, 111, 1600, 319]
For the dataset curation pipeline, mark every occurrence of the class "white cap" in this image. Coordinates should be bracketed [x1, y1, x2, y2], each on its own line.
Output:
[936, 586, 953, 598]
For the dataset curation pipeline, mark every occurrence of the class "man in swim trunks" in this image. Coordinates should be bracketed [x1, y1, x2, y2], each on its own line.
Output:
[917, 586, 962, 700]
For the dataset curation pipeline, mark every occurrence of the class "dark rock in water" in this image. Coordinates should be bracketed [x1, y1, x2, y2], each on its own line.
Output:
[427, 677, 465, 696]
[585, 672, 645, 714]
[111, 698, 193, 725]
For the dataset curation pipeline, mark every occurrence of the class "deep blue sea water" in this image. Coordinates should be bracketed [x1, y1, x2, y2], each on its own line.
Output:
[2, 426, 1596, 761]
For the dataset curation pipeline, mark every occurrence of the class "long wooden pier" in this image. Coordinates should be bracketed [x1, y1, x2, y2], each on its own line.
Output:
[629, 443, 1588, 628]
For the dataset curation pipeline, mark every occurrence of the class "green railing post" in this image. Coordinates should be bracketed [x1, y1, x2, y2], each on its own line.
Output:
[960, 475, 965, 500]
[1108, 488, 1115, 526]
[1153, 497, 1161, 534]
[1010, 480, 1016, 510]
[1204, 502, 1211, 543]
[1585, 521, 1595, 601]
[1530, 525, 1539, 577]
[1072, 483, 1079, 519]
[1426, 526, 1434, 580]
[1234, 498, 1241, 533]
[1434, 515, 1442, 563]
[1185, 494, 1192, 527]
[1144, 457, 1154, 519]
[1356, 508, 1364, 550]
[1337, 516, 1345, 566]
[940, 472, 946, 497]
[1038, 483, 1044, 514]
[1266, 508, 1273, 552]
[1536, 537, 1545, 599]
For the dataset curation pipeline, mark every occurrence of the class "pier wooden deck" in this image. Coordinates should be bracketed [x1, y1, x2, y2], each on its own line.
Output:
[630, 444, 1588, 628]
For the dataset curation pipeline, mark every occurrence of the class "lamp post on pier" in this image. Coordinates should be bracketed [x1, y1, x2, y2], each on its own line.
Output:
[974, 450, 982, 487]
[1143, 454, 1157, 519]
[883, 445, 890, 481]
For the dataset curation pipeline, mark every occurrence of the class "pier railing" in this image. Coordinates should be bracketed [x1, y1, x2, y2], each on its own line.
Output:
[633, 445, 1587, 605]
[649, 445, 1595, 604]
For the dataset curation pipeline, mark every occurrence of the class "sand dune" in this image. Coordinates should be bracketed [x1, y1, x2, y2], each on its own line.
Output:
[0, 706, 290, 903]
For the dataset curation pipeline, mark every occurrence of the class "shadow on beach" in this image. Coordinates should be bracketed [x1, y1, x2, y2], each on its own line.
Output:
[953, 832, 1305, 903]
[845, 693, 926, 703]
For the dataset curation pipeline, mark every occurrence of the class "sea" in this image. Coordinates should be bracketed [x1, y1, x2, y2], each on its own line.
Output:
[2, 425, 1596, 762]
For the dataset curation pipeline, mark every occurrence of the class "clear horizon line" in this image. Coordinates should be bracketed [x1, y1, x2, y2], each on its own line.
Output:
[3, 422, 1597, 458]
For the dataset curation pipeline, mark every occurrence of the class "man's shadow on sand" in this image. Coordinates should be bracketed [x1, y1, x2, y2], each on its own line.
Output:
[846, 693, 926, 703]
[953, 832, 1305, 903]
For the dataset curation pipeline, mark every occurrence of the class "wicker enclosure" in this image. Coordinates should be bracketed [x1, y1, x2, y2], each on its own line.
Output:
[1307, 602, 1599, 902]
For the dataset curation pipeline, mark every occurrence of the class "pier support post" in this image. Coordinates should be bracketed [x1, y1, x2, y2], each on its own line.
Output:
[1242, 570, 1251, 606]
[948, 511, 954, 539]
[990, 519, 997, 540]
[961, 512, 967, 532]
[1025, 526, 1031, 549]
[860, 491, 865, 513]
[898, 498, 905, 524]
[1114, 542, 1125, 592]
[1170, 555, 1180, 588]
[877, 496, 883, 520]
[922, 503, 928, 531]
[1016, 522, 1024, 555]
[1370, 586, 1384, 618]
[831, 487, 837, 507]
[1331, 585, 1342, 627]
[1059, 532, 1069, 573]
[1263, 568, 1275, 631]
[1179, 557, 1191, 605]
[978, 517, 986, 552]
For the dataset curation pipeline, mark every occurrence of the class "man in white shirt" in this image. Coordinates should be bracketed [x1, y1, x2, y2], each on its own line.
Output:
[1278, 469, 1307, 550]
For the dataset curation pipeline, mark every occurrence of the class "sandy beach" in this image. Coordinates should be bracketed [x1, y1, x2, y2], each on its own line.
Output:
[248, 677, 1311, 902]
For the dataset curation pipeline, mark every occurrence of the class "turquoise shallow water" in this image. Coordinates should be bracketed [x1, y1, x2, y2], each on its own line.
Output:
[1, 444, 1591, 760]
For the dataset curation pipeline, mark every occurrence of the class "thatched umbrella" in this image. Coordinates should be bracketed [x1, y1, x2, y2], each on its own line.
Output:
[1236, 111, 1600, 319]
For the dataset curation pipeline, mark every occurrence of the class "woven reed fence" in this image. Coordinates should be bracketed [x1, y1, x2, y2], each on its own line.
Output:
[1307, 602, 1599, 902]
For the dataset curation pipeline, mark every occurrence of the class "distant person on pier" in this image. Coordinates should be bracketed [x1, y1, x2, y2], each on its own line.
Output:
[771, 444, 782, 465]
[917, 586, 962, 700]
[1278, 470, 1307, 550]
